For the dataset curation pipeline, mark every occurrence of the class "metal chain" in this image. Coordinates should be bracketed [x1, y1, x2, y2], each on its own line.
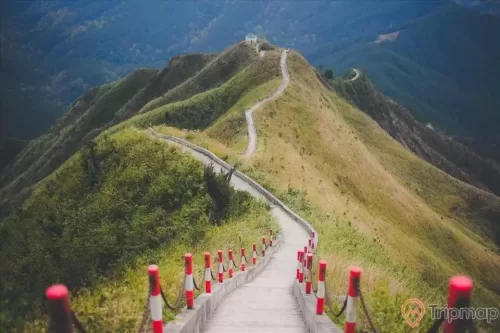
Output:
[324, 283, 348, 317]
[71, 311, 88, 333]
[160, 275, 185, 311]
[137, 293, 151, 333]
[193, 273, 204, 292]
[243, 255, 252, 264]
[354, 278, 378, 333]
[231, 258, 240, 269]
[222, 259, 228, 272]
[210, 267, 217, 281]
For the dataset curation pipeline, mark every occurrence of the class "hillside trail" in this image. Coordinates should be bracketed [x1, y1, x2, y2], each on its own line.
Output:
[244, 49, 290, 156]
[346, 68, 360, 82]
[149, 130, 310, 332]
[148, 48, 316, 332]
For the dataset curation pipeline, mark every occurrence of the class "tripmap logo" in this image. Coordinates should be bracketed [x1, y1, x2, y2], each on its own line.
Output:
[402, 298, 426, 328]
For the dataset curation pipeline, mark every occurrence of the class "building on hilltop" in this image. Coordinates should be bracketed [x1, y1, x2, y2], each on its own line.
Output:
[245, 33, 257, 44]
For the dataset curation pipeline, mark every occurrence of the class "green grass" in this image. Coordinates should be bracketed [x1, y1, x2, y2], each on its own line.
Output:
[154, 50, 500, 332]
[1, 128, 278, 331]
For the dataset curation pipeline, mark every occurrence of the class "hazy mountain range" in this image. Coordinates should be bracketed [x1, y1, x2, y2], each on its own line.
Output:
[3, 0, 499, 143]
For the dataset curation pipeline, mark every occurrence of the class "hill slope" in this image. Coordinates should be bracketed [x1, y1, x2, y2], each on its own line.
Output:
[0, 41, 279, 215]
[333, 72, 500, 198]
[155, 48, 500, 331]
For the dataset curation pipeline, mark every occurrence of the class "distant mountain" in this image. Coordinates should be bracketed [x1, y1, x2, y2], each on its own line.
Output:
[309, 2, 500, 137]
[1, 0, 443, 141]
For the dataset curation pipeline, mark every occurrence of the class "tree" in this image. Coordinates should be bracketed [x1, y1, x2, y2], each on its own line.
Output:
[324, 69, 334, 79]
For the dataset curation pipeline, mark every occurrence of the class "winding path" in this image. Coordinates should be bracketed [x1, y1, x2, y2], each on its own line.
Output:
[147, 47, 341, 332]
[245, 49, 290, 156]
[149, 130, 312, 332]
[346, 68, 360, 82]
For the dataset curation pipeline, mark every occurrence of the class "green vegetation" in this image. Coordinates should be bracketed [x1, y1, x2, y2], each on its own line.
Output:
[0, 129, 276, 331]
[154, 49, 500, 331]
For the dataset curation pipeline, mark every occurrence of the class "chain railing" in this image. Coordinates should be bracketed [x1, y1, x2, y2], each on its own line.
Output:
[295, 235, 478, 333]
[46, 231, 277, 333]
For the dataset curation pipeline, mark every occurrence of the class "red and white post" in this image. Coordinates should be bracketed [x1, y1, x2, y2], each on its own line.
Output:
[445, 275, 473, 332]
[311, 232, 315, 252]
[204, 252, 212, 293]
[252, 243, 257, 264]
[228, 249, 234, 278]
[298, 250, 304, 283]
[241, 248, 246, 272]
[262, 237, 267, 256]
[296, 250, 301, 279]
[46, 284, 73, 333]
[269, 229, 273, 247]
[218, 250, 224, 283]
[148, 265, 164, 333]
[306, 253, 313, 294]
[303, 246, 308, 269]
[345, 266, 361, 333]
[185, 253, 194, 309]
[308, 238, 312, 253]
[316, 260, 327, 315]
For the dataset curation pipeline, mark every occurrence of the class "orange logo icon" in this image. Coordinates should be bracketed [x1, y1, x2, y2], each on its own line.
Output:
[402, 298, 425, 328]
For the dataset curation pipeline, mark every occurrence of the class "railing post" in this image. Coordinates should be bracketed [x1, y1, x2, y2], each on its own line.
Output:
[218, 250, 224, 283]
[298, 250, 304, 283]
[148, 265, 164, 333]
[241, 248, 246, 271]
[262, 236, 266, 256]
[445, 275, 473, 333]
[269, 229, 273, 247]
[316, 260, 326, 314]
[252, 243, 257, 264]
[204, 252, 212, 293]
[311, 232, 315, 252]
[308, 238, 312, 253]
[345, 266, 361, 333]
[306, 253, 313, 294]
[296, 250, 301, 280]
[46, 284, 73, 333]
[185, 253, 194, 309]
[228, 249, 234, 278]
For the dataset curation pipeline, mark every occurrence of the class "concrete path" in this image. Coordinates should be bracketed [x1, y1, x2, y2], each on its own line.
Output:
[150, 129, 310, 332]
[346, 68, 360, 82]
[244, 49, 290, 156]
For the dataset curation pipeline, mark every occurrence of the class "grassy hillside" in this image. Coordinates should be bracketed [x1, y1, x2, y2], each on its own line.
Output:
[0, 69, 156, 215]
[1, 129, 277, 331]
[333, 73, 500, 199]
[155, 50, 500, 332]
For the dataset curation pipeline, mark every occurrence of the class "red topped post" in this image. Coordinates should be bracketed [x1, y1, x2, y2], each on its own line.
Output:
[46, 284, 73, 333]
[269, 229, 273, 247]
[228, 249, 234, 278]
[298, 250, 304, 283]
[445, 276, 473, 332]
[316, 260, 327, 314]
[252, 243, 257, 264]
[148, 265, 164, 333]
[306, 253, 313, 294]
[241, 248, 246, 271]
[311, 232, 315, 251]
[345, 266, 361, 333]
[185, 253, 194, 309]
[296, 250, 301, 279]
[308, 238, 312, 253]
[262, 237, 267, 256]
[204, 252, 212, 293]
[218, 250, 224, 283]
